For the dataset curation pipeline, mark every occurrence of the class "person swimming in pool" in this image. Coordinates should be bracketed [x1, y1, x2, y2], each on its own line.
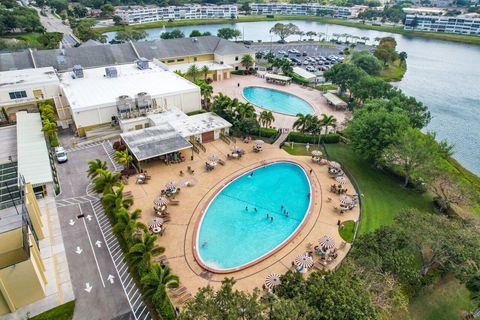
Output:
[201, 241, 207, 248]
[254, 207, 257, 212]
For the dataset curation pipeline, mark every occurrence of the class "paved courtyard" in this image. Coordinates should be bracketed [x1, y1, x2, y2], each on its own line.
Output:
[122, 139, 360, 303]
[213, 75, 350, 131]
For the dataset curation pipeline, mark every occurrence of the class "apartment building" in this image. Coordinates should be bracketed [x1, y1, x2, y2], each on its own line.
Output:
[116, 4, 238, 25]
[249, 3, 352, 19]
[404, 14, 480, 35]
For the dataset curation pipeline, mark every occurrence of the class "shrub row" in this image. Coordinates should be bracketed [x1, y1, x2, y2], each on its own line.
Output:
[287, 132, 340, 144]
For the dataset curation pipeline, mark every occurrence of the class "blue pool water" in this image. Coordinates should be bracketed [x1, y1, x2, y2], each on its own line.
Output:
[196, 162, 311, 271]
[243, 87, 314, 116]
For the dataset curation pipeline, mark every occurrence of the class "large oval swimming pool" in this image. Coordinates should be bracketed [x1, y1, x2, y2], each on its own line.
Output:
[243, 86, 314, 116]
[194, 161, 312, 272]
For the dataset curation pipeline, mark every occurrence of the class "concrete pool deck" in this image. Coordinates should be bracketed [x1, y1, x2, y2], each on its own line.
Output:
[122, 140, 360, 302]
[213, 75, 350, 131]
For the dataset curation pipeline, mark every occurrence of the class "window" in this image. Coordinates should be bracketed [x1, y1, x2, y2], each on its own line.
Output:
[9, 91, 27, 99]
[193, 57, 197, 62]
[177, 58, 185, 62]
[235, 66, 239, 71]
[235, 56, 239, 61]
[167, 60, 175, 63]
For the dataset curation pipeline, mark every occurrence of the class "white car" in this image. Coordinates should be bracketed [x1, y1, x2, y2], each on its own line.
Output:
[306, 66, 316, 72]
[303, 60, 310, 65]
[55, 147, 68, 163]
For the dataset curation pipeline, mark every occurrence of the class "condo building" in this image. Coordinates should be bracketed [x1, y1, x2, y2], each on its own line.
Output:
[249, 3, 352, 19]
[404, 14, 480, 35]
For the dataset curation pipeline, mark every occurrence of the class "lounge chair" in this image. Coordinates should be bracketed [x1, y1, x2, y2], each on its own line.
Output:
[163, 216, 171, 222]
[177, 293, 192, 304]
[339, 241, 347, 249]
[314, 262, 325, 270]
[169, 200, 179, 205]
[218, 159, 225, 166]
[160, 226, 166, 236]
[170, 287, 187, 297]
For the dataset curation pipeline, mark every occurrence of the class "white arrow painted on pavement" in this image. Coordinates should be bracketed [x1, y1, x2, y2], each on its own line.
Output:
[95, 240, 102, 248]
[75, 246, 83, 254]
[86, 215, 92, 221]
[69, 219, 75, 226]
[84, 282, 93, 293]
[107, 274, 115, 284]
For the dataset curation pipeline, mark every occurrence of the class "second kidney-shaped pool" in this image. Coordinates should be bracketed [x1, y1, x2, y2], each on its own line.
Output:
[194, 161, 312, 272]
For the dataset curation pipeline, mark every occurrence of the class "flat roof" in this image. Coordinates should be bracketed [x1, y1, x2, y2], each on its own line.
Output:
[60, 63, 199, 112]
[121, 122, 192, 161]
[0, 125, 17, 165]
[293, 67, 316, 81]
[265, 73, 291, 81]
[0, 67, 59, 89]
[323, 92, 347, 107]
[170, 112, 232, 137]
[169, 61, 233, 74]
[16, 112, 53, 187]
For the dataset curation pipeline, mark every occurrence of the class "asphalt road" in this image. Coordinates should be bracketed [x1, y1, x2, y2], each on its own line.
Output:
[55, 140, 151, 320]
[33, 6, 79, 47]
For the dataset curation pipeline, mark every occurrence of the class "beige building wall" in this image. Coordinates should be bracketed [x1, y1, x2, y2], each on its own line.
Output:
[215, 52, 256, 71]
[161, 53, 215, 65]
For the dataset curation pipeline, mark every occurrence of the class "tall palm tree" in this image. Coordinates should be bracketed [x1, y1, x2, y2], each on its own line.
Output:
[114, 149, 133, 169]
[240, 54, 254, 72]
[258, 111, 275, 128]
[195, 80, 213, 110]
[200, 65, 210, 81]
[235, 102, 255, 121]
[126, 233, 165, 271]
[293, 113, 314, 133]
[102, 185, 133, 215]
[93, 169, 121, 194]
[87, 159, 108, 179]
[186, 64, 200, 82]
[141, 264, 179, 306]
[113, 207, 146, 241]
[399, 51, 408, 66]
[320, 114, 337, 134]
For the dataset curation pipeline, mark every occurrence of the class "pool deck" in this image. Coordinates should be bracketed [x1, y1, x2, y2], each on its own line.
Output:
[213, 75, 350, 131]
[123, 140, 360, 302]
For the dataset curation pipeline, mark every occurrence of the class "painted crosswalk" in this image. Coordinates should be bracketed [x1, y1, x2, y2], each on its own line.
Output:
[56, 194, 100, 207]
[65, 141, 103, 152]
[90, 200, 152, 320]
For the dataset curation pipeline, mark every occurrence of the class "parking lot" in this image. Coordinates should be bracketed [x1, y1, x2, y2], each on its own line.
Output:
[250, 42, 370, 76]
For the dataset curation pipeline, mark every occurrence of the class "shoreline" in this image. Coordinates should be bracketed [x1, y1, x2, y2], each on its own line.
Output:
[95, 15, 480, 46]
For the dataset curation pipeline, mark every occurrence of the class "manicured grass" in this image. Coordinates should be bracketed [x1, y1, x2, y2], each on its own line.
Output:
[282, 143, 322, 156]
[30, 301, 75, 320]
[401, 277, 475, 320]
[339, 220, 356, 243]
[1, 32, 43, 46]
[315, 83, 338, 91]
[379, 59, 407, 82]
[95, 15, 480, 46]
[325, 144, 433, 234]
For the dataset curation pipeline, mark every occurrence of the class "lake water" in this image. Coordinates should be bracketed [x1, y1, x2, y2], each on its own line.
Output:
[105, 20, 480, 175]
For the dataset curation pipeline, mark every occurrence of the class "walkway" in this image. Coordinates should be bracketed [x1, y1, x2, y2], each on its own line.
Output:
[273, 130, 289, 148]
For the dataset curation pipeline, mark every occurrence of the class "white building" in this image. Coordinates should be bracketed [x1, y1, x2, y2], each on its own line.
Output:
[249, 3, 352, 19]
[116, 4, 238, 25]
[0, 67, 60, 122]
[58, 60, 201, 136]
[404, 14, 480, 35]
[402, 7, 445, 16]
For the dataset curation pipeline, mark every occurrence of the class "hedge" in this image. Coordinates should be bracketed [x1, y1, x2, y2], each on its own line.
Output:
[186, 109, 206, 116]
[257, 127, 278, 138]
[291, 73, 310, 85]
[287, 132, 340, 144]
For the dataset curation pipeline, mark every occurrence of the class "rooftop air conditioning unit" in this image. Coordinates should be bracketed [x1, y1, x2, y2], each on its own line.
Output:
[105, 67, 118, 78]
[135, 58, 149, 70]
[72, 65, 84, 79]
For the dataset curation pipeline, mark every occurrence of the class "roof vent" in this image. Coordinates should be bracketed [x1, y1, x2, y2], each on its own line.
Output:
[72, 65, 84, 79]
[105, 67, 118, 78]
[135, 58, 149, 70]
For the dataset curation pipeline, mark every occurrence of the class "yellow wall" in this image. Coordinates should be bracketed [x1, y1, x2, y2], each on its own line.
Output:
[0, 229, 26, 269]
[24, 184, 45, 240]
[161, 53, 214, 65]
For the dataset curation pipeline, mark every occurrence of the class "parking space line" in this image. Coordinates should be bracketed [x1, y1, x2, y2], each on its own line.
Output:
[119, 267, 128, 278]
[137, 306, 147, 318]
[78, 204, 106, 288]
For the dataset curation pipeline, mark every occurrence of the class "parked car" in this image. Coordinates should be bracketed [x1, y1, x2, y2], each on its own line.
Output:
[55, 147, 68, 163]
[278, 50, 287, 55]
[306, 66, 316, 72]
[302, 51, 308, 56]
[303, 60, 310, 65]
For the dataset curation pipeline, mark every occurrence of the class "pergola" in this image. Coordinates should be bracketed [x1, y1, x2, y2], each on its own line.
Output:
[323, 92, 348, 110]
[265, 73, 291, 85]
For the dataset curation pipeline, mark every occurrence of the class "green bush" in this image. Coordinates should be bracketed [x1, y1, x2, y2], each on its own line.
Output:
[50, 136, 59, 147]
[287, 132, 340, 144]
[231, 70, 245, 75]
[291, 73, 310, 85]
[186, 109, 206, 116]
[257, 127, 278, 138]
[266, 14, 274, 18]
[159, 299, 177, 320]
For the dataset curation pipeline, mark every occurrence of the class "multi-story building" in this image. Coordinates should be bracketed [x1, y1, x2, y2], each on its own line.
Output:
[249, 3, 352, 19]
[404, 14, 480, 35]
[116, 4, 238, 25]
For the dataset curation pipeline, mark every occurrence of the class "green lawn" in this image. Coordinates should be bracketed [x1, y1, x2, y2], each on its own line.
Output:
[324, 144, 433, 234]
[398, 277, 475, 320]
[282, 143, 322, 156]
[379, 59, 407, 82]
[30, 301, 75, 320]
[339, 220, 356, 243]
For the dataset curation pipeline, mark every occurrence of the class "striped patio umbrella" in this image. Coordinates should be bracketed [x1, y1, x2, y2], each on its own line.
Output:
[328, 161, 342, 169]
[336, 176, 348, 185]
[148, 217, 164, 228]
[153, 196, 168, 207]
[207, 154, 219, 162]
[294, 254, 314, 269]
[319, 236, 335, 250]
[165, 181, 176, 191]
[264, 273, 281, 289]
[254, 139, 264, 145]
[311, 150, 323, 157]
[339, 194, 354, 206]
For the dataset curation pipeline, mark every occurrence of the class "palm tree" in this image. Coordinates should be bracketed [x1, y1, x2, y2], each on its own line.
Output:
[258, 111, 275, 128]
[126, 233, 165, 272]
[201, 65, 210, 81]
[306, 31, 316, 41]
[113, 207, 146, 241]
[93, 169, 121, 194]
[87, 159, 108, 179]
[195, 80, 213, 110]
[320, 114, 337, 134]
[240, 54, 254, 72]
[186, 64, 200, 81]
[235, 102, 255, 121]
[42, 119, 58, 140]
[174, 70, 186, 78]
[114, 149, 133, 169]
[102, 185, 133, 214]
[399, 51, 408, 66]
[293, 113, 315, 133]
[141, 264, 179, 306]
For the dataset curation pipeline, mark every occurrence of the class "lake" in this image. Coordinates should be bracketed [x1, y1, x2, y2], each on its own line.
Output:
[105, 20, 480, 175]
